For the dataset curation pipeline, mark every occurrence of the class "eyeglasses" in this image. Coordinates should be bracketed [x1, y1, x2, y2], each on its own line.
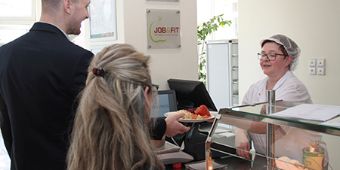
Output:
[257, 52, 286, 61]
[151, 84, 159, 90]
[143, 83, 159, 95]
[150, 84, 159, 98]
[141, 83, 158, 92]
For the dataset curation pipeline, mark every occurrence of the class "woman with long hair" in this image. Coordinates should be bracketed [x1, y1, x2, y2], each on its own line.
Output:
[68, 44, 165, 170]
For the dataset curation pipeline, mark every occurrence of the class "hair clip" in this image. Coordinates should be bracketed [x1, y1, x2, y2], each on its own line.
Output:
[92, 67, 105, 77]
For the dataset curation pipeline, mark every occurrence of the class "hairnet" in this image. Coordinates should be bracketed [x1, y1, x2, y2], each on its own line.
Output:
[261, 34, 301, 70]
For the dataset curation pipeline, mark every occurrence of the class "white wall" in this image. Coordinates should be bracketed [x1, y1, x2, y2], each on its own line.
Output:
[238, 0, 340, 105]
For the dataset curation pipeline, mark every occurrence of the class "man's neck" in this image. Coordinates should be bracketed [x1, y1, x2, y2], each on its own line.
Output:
[40, 15, 69, 36]
[40, 10, 67, 32]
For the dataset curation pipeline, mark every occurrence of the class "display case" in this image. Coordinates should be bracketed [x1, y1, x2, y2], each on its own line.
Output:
[205, 100, 340, 170]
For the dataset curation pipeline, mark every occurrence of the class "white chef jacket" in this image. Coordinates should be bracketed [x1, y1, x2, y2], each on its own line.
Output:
[236, 71, 322, 163]
[242, 71, 312, 105]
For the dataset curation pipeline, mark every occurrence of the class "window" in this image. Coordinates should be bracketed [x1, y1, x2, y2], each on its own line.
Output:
[0, 25, 30, 45]
[0, 131, 10, 170]
[0, 0, 35, 20]
[197, 0, 238, 40]
[0, 0, 36, 45]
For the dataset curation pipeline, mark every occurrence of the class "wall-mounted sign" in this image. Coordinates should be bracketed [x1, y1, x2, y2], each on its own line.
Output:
[146, 9, 181, 49]
[89, 0, 117, 40]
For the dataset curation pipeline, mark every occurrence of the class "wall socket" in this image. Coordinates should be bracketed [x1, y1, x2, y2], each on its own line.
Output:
[317, 58, 325, 67]
[309, 58, 326, 76]
[309, 59, 317, 67]
[309, 67, 316, 75]
[317, 67, 325, 75]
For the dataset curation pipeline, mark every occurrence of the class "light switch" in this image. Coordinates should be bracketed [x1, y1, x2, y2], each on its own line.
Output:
[309, 59, 317, 67]
[317, 58, 325, 67]
[317, 67, 325, 75]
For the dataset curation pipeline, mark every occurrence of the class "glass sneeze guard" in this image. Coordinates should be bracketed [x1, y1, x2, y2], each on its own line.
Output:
[221, 101, 340, 136]
[205, 100, 340, 170]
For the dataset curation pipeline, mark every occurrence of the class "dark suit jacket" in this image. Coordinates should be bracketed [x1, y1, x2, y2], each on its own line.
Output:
[0, 22, 93, 170]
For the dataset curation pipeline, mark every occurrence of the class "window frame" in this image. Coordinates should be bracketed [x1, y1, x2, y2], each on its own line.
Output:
[0, 0, 37, 25]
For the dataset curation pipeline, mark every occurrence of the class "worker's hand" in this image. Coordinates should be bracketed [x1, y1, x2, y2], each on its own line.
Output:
[236, 142, 251, 160]
[164, 111, 190, 137]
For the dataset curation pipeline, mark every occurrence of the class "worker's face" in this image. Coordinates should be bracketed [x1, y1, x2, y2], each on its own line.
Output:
[259, 42, 292, 77]
[67, 0, 90, 35]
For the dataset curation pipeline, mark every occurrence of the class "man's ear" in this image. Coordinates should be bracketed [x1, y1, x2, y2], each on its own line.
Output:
[64, 0, 72, 14]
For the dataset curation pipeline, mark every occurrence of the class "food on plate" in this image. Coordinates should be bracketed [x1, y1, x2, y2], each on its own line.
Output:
[178, 105, 212, 120]
[194, 105, 211, 117]
[177, 110, 204, 120]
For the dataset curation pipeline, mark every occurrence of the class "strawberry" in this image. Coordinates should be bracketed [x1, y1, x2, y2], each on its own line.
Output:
[194, 105, 211, 117]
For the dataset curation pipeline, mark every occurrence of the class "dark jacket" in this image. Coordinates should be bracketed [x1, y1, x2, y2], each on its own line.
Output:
[0, 22, 93, 170]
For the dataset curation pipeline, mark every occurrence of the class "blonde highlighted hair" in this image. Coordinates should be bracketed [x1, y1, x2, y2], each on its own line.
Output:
[67, 44, 163, 170]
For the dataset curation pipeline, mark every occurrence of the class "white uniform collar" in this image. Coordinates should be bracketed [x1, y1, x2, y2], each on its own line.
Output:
[272, 71, 293, 90]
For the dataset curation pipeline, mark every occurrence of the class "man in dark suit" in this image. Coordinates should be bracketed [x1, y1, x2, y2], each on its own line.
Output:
[0, 0, 93, 169]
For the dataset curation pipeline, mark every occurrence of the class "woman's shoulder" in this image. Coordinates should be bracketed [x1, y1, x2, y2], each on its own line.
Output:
[283, 71, 308, 89]
[242, 78, 268, 104]
[278, 72, 312, 103]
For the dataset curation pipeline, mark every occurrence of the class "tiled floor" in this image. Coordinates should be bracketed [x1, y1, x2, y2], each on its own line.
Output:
[0, 131, 10, 170]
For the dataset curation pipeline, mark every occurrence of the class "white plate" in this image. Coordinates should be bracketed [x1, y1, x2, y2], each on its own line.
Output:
[164, 111, 215, 123]
[178, 115, 215, 123]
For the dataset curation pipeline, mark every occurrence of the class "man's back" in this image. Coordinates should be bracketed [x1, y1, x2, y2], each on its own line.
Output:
[0, 22, 93, 170]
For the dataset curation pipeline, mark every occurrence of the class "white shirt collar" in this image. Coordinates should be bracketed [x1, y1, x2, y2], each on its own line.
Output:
[273, 71, 293, 90]
[39, 22, 70, 41]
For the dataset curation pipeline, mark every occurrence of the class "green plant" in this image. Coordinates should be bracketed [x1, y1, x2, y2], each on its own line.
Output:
[197, 14, 231, 83]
